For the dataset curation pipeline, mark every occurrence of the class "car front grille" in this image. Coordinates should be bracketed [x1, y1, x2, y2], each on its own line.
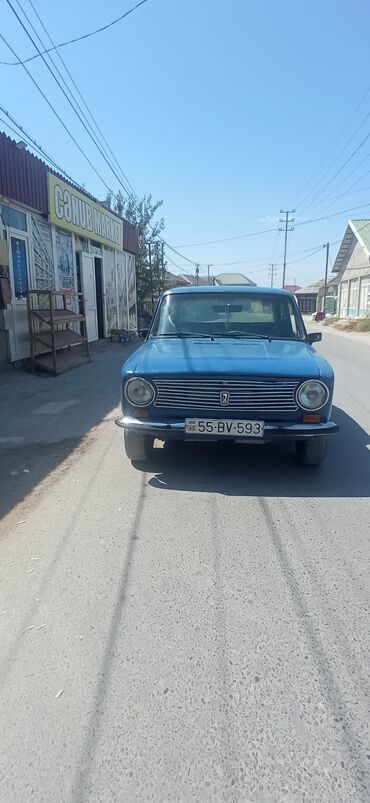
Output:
[153, 378, 299, 412]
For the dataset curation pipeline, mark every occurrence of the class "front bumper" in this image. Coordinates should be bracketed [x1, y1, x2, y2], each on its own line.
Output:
[115, 416, 338, 440]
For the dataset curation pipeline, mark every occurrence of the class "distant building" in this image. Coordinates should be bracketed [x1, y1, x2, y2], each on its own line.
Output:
[284, 284, 301, 294]
[295, 281, 324, 314]
[295, 278, 339, 315]
[332, 219, 370, 318]
[163, 271, 188, 290]
[214, 272, 257, 286]
[180, 273, 211, 287]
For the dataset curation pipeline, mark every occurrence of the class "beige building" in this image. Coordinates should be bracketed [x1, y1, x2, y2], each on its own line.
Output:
[332, 220, 370, 318]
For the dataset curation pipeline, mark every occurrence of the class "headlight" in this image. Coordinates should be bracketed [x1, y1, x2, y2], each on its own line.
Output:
[297, 380, 328, 410]
[125, 377, 155, 407]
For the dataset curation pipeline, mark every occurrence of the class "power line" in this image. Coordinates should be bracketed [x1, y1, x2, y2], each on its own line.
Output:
[24, 0, 137, 200]
[304, 151, 370, 216]
[173, 225, 278, 248]
[292, 85, 370, 208]
[299, 129, 370, 214]
[0, 0, 151, 65]
[167, 202, 370, 252]
[4, 0, 135, 201]
[0, 106, 86, 187]
[0, 31, 120, 201]
[295, 201, 370, 228]
[1, 6, 200, 268]
[304, 168, 370, 219]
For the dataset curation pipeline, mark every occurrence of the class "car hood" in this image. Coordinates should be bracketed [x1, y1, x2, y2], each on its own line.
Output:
[123, 337, 332, 379]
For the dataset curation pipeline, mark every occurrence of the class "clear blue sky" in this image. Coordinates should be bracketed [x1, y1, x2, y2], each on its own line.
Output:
[1, 0, 370, 287]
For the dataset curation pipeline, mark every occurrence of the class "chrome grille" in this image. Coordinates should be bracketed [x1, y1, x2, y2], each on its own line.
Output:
[153, 378, 299, 411]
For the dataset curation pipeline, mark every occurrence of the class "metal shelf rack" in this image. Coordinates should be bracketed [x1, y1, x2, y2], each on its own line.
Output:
[27, 290, 91, 375]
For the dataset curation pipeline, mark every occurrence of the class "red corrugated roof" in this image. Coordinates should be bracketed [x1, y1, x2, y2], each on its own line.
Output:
[284, 284, 301, 293]
[0, 131, 138, 254]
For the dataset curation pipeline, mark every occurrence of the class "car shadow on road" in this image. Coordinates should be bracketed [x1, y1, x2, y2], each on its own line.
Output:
[138, 407, 370, 498]
[0, 342, 137, 530]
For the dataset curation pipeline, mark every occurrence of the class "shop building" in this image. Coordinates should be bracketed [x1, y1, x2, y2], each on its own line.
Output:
[0, 132, 138, 368]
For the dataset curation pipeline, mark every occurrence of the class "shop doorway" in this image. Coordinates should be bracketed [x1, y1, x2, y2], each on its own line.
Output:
[94, 257, 105, 338]
[80, 252, 98, 342]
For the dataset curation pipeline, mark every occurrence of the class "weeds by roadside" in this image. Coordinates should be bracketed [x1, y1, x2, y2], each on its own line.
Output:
[324, 316, 370, 333]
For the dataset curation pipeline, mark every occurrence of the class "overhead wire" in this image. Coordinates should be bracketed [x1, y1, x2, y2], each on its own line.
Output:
[0, 106, 86, 188]
[2, 2, 200, 267]
[303, 151, 370, 217]
[0, 30, 121, 204]
[3, 2, 370, 276]
[167, 202, 370, 250]
[298, 127, 370, 214]
[5, 0, 135, 201]
[293, 86, 370, 208]
[24, 0, 138, 200]
[0, 0, 151, 65]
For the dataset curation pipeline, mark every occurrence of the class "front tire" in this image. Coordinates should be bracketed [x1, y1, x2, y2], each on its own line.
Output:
[296, 435, 328, 466]
[124, 430, 153, 462]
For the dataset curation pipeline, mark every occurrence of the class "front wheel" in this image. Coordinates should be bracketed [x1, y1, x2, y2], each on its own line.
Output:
[295, 435, 328, 466]
[124, 430, 153, 462]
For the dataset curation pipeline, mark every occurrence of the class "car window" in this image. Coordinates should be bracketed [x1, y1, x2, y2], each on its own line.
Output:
[151, 293, 303, 339]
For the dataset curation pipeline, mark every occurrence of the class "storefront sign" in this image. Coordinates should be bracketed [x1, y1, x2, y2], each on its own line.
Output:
[11, 236, 28, 298]
[48, 173, 124, 251]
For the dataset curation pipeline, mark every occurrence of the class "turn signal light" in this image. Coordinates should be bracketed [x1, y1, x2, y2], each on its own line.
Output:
[303, 414, 320, 424]
[133, 408, 150, 419]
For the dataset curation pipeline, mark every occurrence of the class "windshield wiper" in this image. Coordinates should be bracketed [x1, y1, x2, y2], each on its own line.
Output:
[217, 331, 272, 341]
[154, 332, 215, 340]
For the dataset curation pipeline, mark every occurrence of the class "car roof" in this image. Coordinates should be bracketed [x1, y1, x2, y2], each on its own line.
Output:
[163, 285, 293, 297]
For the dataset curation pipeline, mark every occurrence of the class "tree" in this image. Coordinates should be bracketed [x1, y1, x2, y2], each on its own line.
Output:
[104, 191, 166, 313]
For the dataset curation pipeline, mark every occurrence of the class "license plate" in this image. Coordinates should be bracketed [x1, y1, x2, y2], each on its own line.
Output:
[185, 418, 264, 438]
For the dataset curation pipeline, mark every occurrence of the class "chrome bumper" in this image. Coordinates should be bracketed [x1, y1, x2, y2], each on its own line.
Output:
[115, 416, 338, 438]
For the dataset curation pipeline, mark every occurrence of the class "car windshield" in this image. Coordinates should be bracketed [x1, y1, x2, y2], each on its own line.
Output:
[150, 292, 304, 340]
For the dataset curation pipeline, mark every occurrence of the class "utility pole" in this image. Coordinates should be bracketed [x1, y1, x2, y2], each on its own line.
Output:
[161, 242, 165, 292]
[268, 263, 277, 288]
[207, 264, 213, 285]
[279, 209, 295, 289]
[148, 241, 153, 313]
[195, 264, 200, 286]
[323, 242, 329, 317]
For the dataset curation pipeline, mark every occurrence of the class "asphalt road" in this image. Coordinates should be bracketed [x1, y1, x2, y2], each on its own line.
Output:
[0, 327, 369, 803]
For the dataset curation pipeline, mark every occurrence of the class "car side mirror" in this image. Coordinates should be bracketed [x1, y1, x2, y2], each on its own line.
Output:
[138, 329, 149, 339]
[307, 332, 322, 345]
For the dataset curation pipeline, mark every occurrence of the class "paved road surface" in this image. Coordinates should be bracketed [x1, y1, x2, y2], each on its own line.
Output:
[0, 328, 369, 803]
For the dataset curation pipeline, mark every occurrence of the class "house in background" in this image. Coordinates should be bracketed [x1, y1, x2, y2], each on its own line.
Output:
[295, 281, 324, 314]
[295, 277, 339, 315]
[332, 219, 370, 318]
[180, 273, 211, 287]
[214, 272, 257, 286]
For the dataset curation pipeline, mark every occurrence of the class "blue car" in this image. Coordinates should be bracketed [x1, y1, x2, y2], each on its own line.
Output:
[116, 286, 338, 465]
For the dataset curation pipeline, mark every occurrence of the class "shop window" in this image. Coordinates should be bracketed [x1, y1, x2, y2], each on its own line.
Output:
[359, 276, 370, 318]
[32, 217, 55, 290]
[75, 235, 89, 253]
[55, 228, 74, 290]
[103, 247, 117, 332]
[1, 204, 27, 231]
